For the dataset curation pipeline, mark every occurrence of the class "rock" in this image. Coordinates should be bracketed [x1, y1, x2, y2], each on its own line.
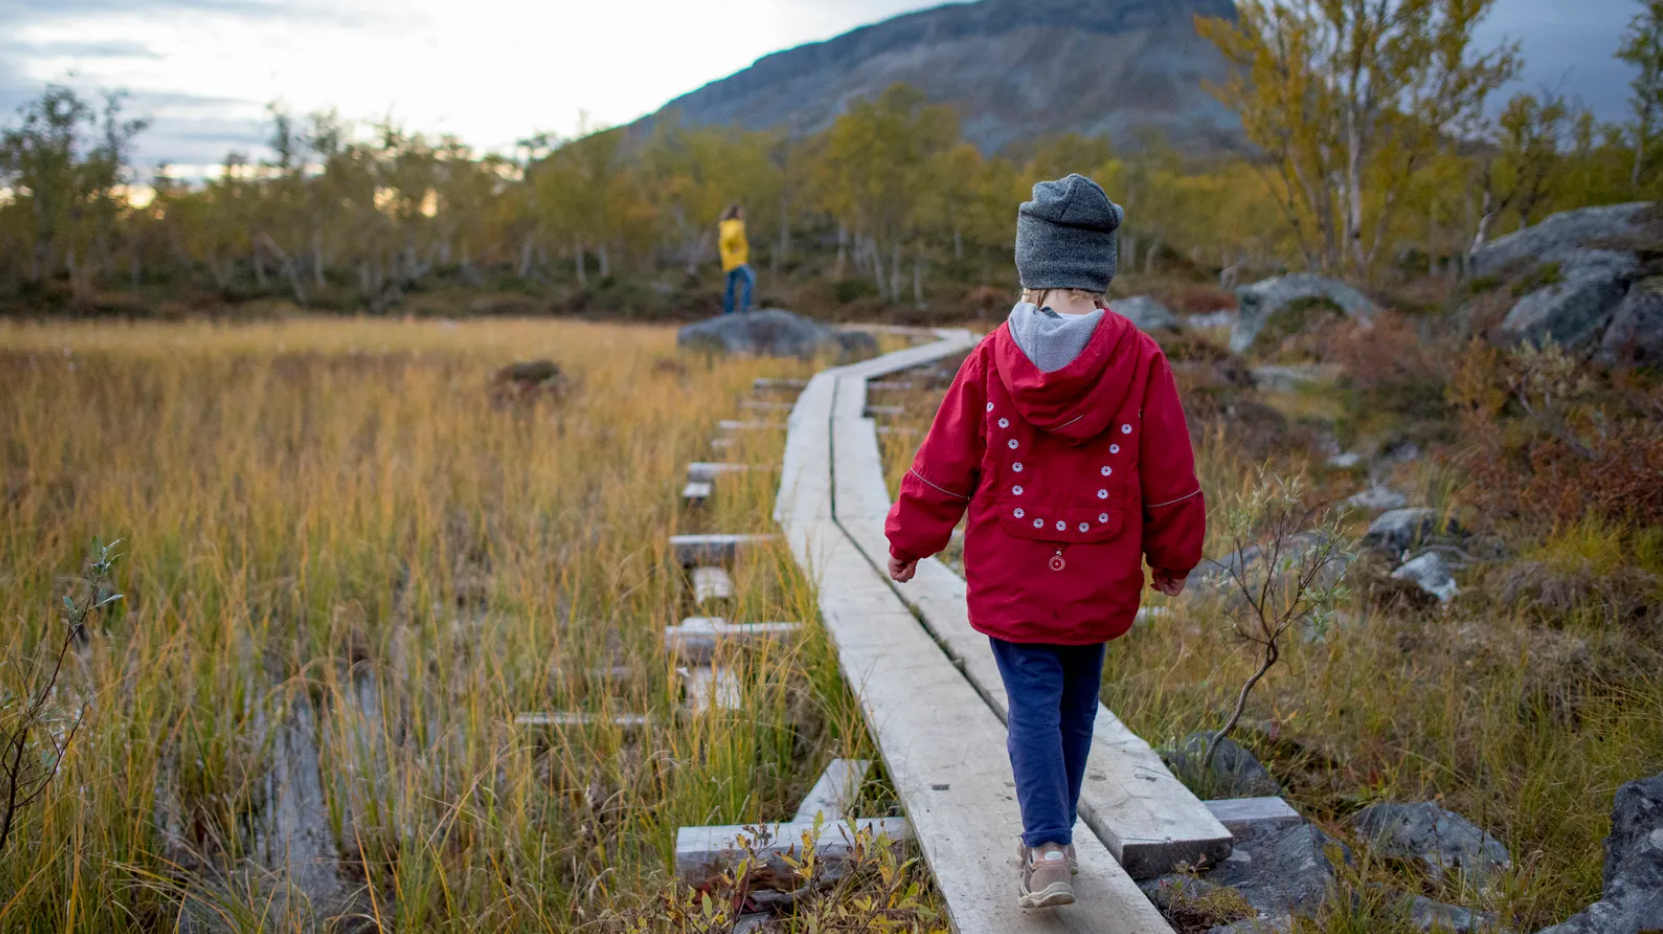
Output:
[1361, 509, 1456, 556]
[1347, 487, 1409, 513]
[1353, 802, 1512, 885]
[1391, 552, 1459, 604]
[1499, 250, 1639, 351]
[833, 329, 880, 360]
[1470, 202, 1654, 279]
[1598, 279, 1663, 369]
[1251, 364, 1340, 392]
[1327, 452, 1366, 470]
[1401, 893, 1500, 933]
[1166, 733, 1283, 798]
[1112, 295, 1181, 332]
[1189, 530, 1351, 592]
[1232, 274, 1379, 353]
[1189, 310, 1240, 330]
[1208, 916, 1295, 934]
[677, 309, 868, 359]
[1203, 823, 1350, 916]
[1534, 772, 1663, 934]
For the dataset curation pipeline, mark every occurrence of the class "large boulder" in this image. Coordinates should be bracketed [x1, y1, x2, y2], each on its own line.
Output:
[677, 309, 875, 360]
[1498, 250, 1640, 351]
[1353, 802, 1512, 885]
[1361, 509, 1457, 557]
[1391, 552, 1459, 604]
[1165, 732, 1282, 798]
[1535, 773, 1663, 934]
[1471, 202, 1654, 279]
[1111, 295, 1181, 332]
[1598, 280, 1663, 369]
[1204, 823, 1349, 916]
[1232, 275, 1379, 353]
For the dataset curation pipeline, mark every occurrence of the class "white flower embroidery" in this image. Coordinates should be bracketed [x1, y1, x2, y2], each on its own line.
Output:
[1101, 466, 1112, 477]
[1122, 424, 1133, 434]
[999, 418, 1010, 429]
[1014, 508, 1025, 519]
[1110, 444, 1120, 455]
[1099, 513, 1110, 523]
[1008, 439, 1019, 450]
[1097, 489, 1109, 499]
[1013, 462, 1024, 473]
[1033, 518, 1044, 529]
[986, 403, 994, 413]
[1078, 523, 1090, 533]
[1055, 521, 1066, 531]
[1012, 486, 1024, 496]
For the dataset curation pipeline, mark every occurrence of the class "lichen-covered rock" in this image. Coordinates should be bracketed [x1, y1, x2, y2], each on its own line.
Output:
[1400, 894, 1500, 933]
[1347, 487, 1409, 513]
[1353, 802, 1512, 885]
[1598, 281, 1663, 369]
[1470, 202, 1654, 279]
[1112, 295, 1181, 332]
[1361, 509, 1456, 556]
[1392, 552, 1459, 604]
[1232, 275, 1378, 353]
[678, 309, 867, 359]
[1208, 916, 1294, 934]
[1499, 250, 1639, 351]
[1166, 732, 1283, 798]
[1203, 823, 1349, 916]
[1534, 772, 1663, 934]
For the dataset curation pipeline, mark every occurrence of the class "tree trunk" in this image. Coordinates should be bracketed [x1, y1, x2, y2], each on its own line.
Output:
[1144, 239, 1161, 275]
[912, 245, 925, 309]
[834, 224, 847, 280]
[890, 240, 903, 303]
[953, 228, 963, 261]
[312, 230, 326, 288]
[252, 243, 268, 289]
[1635, 122, 1649, 193]
[574, 237, 588, 289]
[869, 237, 886, 301]
[597, 242, 610, 279]
[1122, 234, 1137, 271]
[518, 237, 534, 278]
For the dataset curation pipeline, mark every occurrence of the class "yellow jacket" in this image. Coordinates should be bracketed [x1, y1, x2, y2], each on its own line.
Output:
[719, 218, 750, 272]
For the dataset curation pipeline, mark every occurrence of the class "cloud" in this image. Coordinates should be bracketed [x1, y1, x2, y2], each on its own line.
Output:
[0, 0, 371, 27]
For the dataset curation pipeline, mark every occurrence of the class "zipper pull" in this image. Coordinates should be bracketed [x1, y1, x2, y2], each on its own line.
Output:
[1049, 546, 1067, 573]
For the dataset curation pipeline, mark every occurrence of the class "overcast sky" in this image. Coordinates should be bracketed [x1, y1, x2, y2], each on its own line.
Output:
[0, 0, 1641, 171]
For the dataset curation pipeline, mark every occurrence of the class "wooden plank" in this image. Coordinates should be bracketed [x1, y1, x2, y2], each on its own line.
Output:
[870, 380, 915, 392]
[775, 331, 1176, 934]
[754, 377, 810, 391]
[829, 368, 1232, 880]
[688, 462, 766, 483]
[865, 404, 906, 417]
[682, 481, 712, 505]
[1204, 797, 1303, 839]
[719, 420, 788, 433]
[691, 566, 735, 605]
[794, 758, 875, 822]
[515, 712, 651, 728]
[741, 399, 796, 413]
[681, 665, 743, 714]
[664, 618, 803, 664]
[670, 534, 775, 567]
[676, 817, 913, 887]
[710, 437, 735, 452]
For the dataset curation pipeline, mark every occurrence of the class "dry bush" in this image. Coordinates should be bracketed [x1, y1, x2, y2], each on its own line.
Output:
[1159, 282, 1239, 314]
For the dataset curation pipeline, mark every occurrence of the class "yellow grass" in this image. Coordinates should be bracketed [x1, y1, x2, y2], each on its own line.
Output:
[0, 318, 934, 932]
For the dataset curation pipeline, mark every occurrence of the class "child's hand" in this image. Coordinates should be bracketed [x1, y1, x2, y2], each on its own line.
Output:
[889, 557, 919, 583]
[1151, 570, 1187, 597]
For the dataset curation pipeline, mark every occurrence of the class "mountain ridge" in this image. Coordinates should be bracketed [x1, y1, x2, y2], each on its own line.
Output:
[638, 0, 1243, 154]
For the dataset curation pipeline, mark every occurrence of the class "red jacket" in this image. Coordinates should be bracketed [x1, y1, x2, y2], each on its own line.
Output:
[885, 312, 1205, 645]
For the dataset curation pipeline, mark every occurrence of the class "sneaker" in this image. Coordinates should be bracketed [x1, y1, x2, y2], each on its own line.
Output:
[1018, 842, 1080, 876]
[1019, 844, 1076, 909]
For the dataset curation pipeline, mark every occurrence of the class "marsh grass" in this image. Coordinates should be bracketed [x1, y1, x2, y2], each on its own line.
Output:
[873, 346, 1663, 933]
[0, 318, 930, 932]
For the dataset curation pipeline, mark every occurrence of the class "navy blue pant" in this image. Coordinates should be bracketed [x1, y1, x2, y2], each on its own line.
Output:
[990, 638, 1107, 848]
[723, 265, 755, 315]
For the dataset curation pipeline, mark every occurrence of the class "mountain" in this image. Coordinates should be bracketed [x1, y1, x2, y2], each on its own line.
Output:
[640, 0, 1243, 154]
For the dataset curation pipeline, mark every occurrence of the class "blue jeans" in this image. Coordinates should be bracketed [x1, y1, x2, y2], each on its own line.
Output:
[990, 638, 1107, 848]
[723, 265, 755, 315]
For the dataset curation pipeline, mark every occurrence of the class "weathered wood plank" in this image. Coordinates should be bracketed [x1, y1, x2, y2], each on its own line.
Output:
[754, 377, 810, 392]
[670, 534, 775, 567]
[682, 481, 713, 505]
[793, 758, 874, 822]
[688, 462, 767, 483]
[691, 566, 735, 605]
[870, 380, 915, 392]
[681, 665, 743, 714]
[719, 420, 787, 432]
[676, 817, 914, 887]
[865, 404, 906, 417]
[741, 400, 796, 413]
[664, 617, 802, 664]
[515, 712, 651, 728]
[1204, 797, 1303, 839]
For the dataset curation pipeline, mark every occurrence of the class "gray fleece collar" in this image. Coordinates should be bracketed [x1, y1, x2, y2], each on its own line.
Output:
[1007, 302, 1104, 374]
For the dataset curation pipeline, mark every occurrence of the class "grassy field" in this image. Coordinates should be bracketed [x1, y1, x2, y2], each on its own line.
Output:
[0, 318, 948, 932]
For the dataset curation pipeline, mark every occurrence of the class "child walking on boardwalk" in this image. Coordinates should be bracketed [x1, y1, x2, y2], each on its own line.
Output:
[885, 174, 1205, 909]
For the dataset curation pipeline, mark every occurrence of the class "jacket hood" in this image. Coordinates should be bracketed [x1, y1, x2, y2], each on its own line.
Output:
[992, 311, 1140, 445]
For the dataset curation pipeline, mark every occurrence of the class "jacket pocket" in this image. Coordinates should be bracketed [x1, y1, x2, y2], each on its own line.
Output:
[996, 502, 1122, 543]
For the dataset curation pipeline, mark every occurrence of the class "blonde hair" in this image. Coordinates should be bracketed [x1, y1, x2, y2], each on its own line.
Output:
[1020, 288, 1107, 309]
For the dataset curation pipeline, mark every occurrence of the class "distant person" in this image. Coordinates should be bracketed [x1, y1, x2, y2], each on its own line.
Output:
[718, 204, 754, 315]
[884, 175, 1205, 909]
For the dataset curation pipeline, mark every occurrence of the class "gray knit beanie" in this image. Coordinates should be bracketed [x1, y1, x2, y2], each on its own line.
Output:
[1015, 174, 1124, 294]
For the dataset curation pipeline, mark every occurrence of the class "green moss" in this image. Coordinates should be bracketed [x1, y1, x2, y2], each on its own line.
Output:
[1512, 261, 1565, 297]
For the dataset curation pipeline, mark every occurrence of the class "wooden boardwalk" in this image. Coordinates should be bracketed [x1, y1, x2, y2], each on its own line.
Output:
[774, 330, 1212, 934]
